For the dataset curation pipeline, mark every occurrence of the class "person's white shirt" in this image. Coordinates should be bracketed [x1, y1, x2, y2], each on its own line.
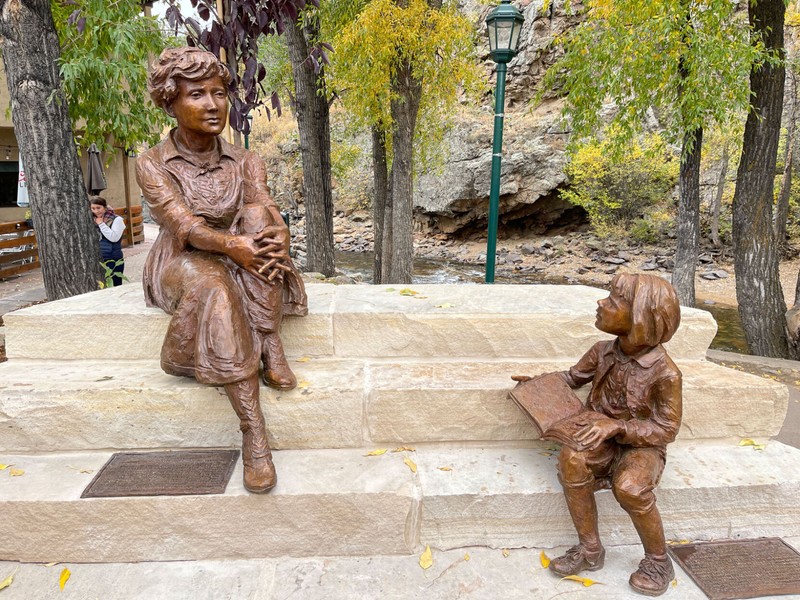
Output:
[98, 216, 126, 242]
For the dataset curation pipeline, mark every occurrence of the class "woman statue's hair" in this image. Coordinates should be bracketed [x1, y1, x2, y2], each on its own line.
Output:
[148, 47, 232, 111]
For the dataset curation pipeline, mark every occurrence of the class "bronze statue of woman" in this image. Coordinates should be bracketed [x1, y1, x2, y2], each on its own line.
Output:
[136, 47, 307, 493]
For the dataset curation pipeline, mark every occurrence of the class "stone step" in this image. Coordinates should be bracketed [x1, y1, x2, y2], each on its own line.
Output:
[9, 540, 795, 600]
[0, 358, 786, 453]
[3, 283, 717, 361]
[1, 441, 798, 563]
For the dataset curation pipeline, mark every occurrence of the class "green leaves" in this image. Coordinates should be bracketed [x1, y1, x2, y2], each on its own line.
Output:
[538, 0, 760, 152]
[52, 0, 171, 153]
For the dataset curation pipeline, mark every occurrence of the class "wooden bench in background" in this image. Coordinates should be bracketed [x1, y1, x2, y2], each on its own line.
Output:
[0, 205, 143, 280]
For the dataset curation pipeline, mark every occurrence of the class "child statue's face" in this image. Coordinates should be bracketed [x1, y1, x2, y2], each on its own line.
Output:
[595, 288, 632, 336]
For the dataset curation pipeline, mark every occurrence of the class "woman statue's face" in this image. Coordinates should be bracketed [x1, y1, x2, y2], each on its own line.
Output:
[170, 75, 227, 137]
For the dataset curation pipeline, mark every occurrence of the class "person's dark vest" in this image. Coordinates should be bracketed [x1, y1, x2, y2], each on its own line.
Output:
[98, 219, 123, 260]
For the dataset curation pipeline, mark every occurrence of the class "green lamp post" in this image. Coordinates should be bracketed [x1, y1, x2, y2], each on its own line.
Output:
[485, 0, 524, 283]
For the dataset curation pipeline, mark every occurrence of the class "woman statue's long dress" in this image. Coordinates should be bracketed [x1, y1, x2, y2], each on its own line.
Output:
[136, 47, 307, 493]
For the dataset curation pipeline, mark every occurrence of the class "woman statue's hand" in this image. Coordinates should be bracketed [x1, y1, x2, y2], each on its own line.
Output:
[253, 224, 291, 282]
[224, 234, 275, 281]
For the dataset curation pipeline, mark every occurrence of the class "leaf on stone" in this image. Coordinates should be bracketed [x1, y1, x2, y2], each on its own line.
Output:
[540, 550, 551, 568]
[672, 578, 678, 587]
[384, 288, 396, 292]
[59, 567, 71, 590]
[94, 375, 114, 382]
[399, 288, 418, 296]
[667, 539, 691, 545]
[0, 464, 12, 470]
[392, 446, 415, 453]
[435, 303, 456, 309]
[739, 438, 766, 451]
[9, 469, 24, 477]
[297, 379, 311, 389]
[0, 569, 16, 591]
[438, 466, 452, 471]
[419, 545, 433, 569]
[67, 465, 93, 474]
[538, 451, 554, 457]
[502, 548, 510, 558]
[561, 575, 602, 587]
[464, 552, 470, 561]
[295, 356, 311, 363]
[403, 456, 417, 473]
[365, 448, 388, 456]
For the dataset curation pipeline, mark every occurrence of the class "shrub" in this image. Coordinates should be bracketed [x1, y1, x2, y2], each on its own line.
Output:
[561, 134, 678, 236]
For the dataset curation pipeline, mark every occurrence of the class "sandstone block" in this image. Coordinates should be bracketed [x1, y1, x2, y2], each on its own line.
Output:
[0, 449, 418, 562]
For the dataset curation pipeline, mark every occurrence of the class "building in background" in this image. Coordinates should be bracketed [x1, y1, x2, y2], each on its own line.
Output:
[0, 65, 141, 222]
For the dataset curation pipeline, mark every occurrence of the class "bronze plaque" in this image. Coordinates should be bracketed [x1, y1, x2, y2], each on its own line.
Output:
[669, 538, 800, 600]
[81, 449, 239, 498]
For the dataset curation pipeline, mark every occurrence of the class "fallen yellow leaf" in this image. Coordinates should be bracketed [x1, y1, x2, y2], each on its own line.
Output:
[540, 550, 551, 568]
[435, 303, 456, 309]
[295, 356, 311, 363]
[365, 448, 388, 456]
[9, 469, 24, 477]
[419, 545, 433, 569]
[59, 567, 71, 590]
[297, 379, 311, 389]
[438, 466, 453, 472]
[403, 456, 418, 473]
[538, 451, 554, 457]
[399, 288, 418, 296]
[561, 575, 602, 587]
[384, 288, 396, 292]
[667, 539, 691, 545]
[464, 553, 470, 561]
[392, 446, 416, 453]
[672, 578, 678, 587]
[0, 464, 11, 470]
[739, 438, 767, 451]
[0, 569, 16, 591]
[502, 548, 510, 558]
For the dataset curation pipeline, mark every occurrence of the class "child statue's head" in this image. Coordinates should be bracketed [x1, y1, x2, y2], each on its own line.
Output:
[607, 273, 681, 347]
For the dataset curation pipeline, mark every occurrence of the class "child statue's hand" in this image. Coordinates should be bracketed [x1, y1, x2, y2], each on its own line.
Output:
[574, 417, 623, 451]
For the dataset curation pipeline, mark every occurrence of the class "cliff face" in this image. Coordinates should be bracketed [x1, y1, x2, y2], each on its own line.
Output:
[411, 0, 587, 234]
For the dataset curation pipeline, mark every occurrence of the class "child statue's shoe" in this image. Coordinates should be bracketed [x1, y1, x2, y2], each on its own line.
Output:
[629, 554, 674, 596]
[549, 545, 606, 576]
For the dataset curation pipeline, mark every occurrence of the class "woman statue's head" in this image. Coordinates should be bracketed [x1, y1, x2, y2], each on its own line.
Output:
[148, 47, 232, 113]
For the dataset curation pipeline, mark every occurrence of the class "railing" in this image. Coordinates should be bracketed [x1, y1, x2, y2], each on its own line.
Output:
[0, 205, 143, 280]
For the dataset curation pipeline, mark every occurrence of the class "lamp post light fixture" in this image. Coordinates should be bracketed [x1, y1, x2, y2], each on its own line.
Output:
[485, 0, 524, 283]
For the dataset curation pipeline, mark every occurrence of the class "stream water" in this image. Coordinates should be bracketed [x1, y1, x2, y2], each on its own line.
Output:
[334, 250, 749, 354]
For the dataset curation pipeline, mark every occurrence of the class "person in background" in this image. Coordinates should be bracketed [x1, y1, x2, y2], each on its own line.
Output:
[90, 196, 126, 286]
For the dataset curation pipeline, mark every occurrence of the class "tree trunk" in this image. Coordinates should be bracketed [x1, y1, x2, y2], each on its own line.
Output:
[0, 0, 102, 300]
[672, 128, 702, 307]
[385, 60, 422, 284]
[284, 16, 335, 277]
[775, 71, 796, 251]
[372, 126, 389, 284]
[732, 0, 789, 358]
[710, 142, 728, 248]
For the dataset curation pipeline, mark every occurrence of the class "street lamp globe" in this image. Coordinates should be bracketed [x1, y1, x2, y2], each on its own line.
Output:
[486, 0, 525, 64]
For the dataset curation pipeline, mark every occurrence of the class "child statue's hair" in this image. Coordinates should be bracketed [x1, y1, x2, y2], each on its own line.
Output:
[610, 273, 681, 347]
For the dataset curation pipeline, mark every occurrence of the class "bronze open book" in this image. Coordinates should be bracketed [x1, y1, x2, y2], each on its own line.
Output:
[509, 372, 606, 451]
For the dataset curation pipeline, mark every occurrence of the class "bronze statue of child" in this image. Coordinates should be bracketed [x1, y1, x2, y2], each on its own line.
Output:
[513, 273, 682, 596]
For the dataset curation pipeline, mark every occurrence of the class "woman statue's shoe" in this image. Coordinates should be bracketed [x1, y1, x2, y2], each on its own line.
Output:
[262, 332, 297, 390]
